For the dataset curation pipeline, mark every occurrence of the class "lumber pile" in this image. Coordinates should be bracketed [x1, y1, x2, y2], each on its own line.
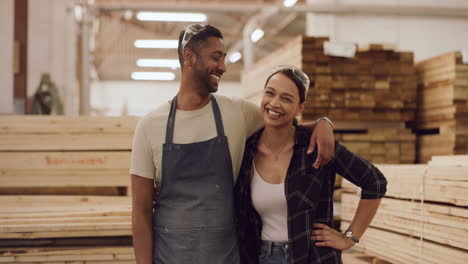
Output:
[0, 246, 135, 263]
[341, 155, 468, 264]
[0, 116, 138, 263]
[302, 38, 416, 123]
[342, 250, 392, 264]
[415, 51, 468, 163]
[0, 196, 131, 239]
[242, 36, 417, 164]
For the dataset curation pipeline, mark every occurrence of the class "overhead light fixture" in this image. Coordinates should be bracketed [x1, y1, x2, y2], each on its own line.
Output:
[229, 52, 242, 63]
[74, 5, 83, 21]
[137, 12, 207, 22]
[134, 40, 179, 49]
[251, 29, 264, 43]
[123, 10, 133, 21]
[131, 72, 176, 81]
[137, 59, 180, 69]
[283, 0, 298, 7]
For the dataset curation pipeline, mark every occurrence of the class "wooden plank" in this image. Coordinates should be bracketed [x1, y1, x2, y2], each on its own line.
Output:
[0, 246, 134, 263]
[0, 152, 130, 169]
[0, 133, 133, 151]
[342, 159, 468, 206]
[342, 193, 468, 250]
[0, 116, 139, 134]
[0, 196, 131, 239]
[341, 221, 468, 264]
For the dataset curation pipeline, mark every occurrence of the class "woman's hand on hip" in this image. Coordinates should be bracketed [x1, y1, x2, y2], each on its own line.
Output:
[311, 223, 355, 250]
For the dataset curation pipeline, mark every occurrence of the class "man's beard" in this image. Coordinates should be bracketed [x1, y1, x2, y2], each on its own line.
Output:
[194, 61, 218, 94]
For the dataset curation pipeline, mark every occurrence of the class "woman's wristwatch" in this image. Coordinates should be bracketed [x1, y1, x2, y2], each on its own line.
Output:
[344, 229, 360, 243]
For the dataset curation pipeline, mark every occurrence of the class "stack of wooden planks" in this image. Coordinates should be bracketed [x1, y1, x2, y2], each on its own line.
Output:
[0, 246, 135, 263]
[341, 155, 468, 264]
[0, 116, 138, 263]
[415, 51, 468, 163]
[342, 250, 392, 264]
[302, 38, 417, 123]
[241, 36, 417, 164]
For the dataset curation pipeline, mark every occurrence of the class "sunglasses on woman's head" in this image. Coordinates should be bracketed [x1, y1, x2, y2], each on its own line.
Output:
[270, 65, 310, 92]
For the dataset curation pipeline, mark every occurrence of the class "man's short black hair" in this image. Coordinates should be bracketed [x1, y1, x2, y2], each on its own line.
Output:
[177, 24, 223, 68]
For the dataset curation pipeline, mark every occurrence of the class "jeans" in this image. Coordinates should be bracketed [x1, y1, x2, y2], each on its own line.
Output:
[259, 240, 290, 264]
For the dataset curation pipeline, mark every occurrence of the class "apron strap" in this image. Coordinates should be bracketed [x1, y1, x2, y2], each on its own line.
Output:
[165, 95, 225, 144]
[211, 96, 225, 138]
[165, 95, 178, 144]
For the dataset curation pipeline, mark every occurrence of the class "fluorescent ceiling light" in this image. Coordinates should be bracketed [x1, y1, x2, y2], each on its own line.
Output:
[229, 52, 242, 63]
[134, 40, 178, 49]
[131, 72, 175, 81]
[137, 59, 180, 69]
[251, 29, 264, 43]
[283, 0, 298, 7]
[137, 12, 207, 22]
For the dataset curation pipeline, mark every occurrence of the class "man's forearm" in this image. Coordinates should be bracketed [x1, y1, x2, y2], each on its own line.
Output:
[132, 213, 153, 264]
[346, 198, 382, 239]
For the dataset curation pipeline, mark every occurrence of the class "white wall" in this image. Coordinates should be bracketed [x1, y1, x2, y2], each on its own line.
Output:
[91, 81, 242, 116]
[0, 0, 14, 114]
[28, 0, 78, 115]
[306, 0, 468, 62]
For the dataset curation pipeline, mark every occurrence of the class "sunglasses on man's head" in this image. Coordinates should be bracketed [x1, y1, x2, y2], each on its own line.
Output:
[181, 24, 207, 50]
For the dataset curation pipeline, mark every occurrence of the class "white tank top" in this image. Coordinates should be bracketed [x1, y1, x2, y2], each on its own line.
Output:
[251, 161, 288, 242]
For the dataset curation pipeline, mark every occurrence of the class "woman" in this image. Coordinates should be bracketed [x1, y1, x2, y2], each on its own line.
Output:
[234, 65, 387, 264]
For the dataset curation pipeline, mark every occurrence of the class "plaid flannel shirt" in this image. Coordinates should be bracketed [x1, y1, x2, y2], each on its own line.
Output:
[234, 125, 387, 264]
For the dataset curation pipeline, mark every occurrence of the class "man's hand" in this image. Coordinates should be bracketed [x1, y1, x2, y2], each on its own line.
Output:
[307, 119, 335, 168]
[311, 223, 355, 251]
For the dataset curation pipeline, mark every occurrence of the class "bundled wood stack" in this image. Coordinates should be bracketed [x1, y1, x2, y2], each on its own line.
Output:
[341, 155, 468, 264]
[415, 51, 468, 163]
[342, 251, 392, 264]
[241, 36, 417, 164]
[0, 246, 135, 263]
[0, 115, 138, 263]
[302, 38, 416, 123]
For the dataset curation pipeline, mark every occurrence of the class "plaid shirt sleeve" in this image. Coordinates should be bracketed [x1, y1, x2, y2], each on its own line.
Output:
[332, 142, 387, 199]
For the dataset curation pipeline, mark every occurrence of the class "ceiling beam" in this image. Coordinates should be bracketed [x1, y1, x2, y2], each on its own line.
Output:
[93, 2, 468, 18]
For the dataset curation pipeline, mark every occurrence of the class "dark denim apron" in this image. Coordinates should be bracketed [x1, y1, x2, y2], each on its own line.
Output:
[153, 95, 240, 264]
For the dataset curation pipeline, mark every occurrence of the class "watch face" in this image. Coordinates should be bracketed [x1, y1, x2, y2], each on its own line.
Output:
[345, 231, 352, 238]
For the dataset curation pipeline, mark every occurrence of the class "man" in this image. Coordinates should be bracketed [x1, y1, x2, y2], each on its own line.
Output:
[131, 24, 335, 264]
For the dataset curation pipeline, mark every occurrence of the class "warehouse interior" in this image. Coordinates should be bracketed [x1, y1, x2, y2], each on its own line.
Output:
[0, 0, 467, 263]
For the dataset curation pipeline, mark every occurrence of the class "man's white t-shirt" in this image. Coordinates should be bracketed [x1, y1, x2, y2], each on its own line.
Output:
[130, 95, 264, 183]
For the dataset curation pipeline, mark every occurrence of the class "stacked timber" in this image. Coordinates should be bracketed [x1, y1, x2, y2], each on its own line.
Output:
[303, 39, 416, 123]
[0, 115, 138, 263]
[341, 155, 468, 264]
[241, 36, 417, 164]
[415, 51, 468, 163]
